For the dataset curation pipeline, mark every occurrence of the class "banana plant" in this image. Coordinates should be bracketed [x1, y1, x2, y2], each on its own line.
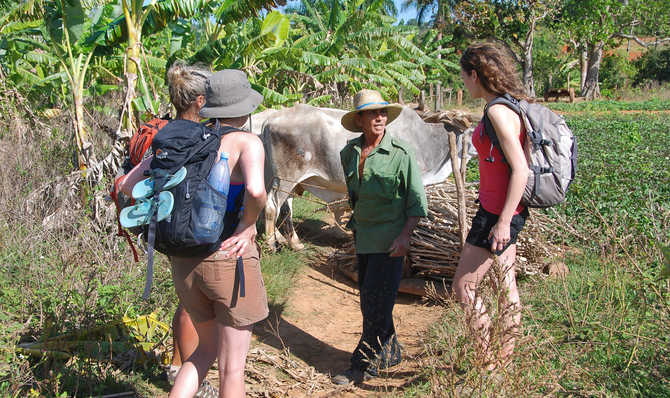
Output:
[84, 0, 285, 177]
[188, 10, 294, 106]
[42, 0, 100, 171]
[282, 0, 446, 102]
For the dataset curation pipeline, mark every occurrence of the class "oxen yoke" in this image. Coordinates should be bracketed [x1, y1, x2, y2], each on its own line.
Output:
[261, 104, 475, 250]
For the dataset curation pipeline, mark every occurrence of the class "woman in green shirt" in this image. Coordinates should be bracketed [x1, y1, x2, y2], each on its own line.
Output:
[333, 89, 428, 385]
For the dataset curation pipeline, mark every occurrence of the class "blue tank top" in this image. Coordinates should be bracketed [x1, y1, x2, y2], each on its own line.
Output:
[222, 183, 245, 238]
[227, 183, 245, 212]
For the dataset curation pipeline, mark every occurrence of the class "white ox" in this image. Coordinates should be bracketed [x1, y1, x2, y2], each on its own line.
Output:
[261, 104, 475, 250]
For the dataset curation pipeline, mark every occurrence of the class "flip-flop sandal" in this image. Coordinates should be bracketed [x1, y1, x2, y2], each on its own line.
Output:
[120, 191, 175, 228]
[132, 167, 187, 199]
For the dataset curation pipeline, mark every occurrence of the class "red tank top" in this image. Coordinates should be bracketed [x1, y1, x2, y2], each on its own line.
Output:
[472, 120, 526, 215]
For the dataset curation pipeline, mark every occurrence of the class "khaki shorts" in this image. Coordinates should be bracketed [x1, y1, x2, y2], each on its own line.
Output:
[170, 243, 269, 327]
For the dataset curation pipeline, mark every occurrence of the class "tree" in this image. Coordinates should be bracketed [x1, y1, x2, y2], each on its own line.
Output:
[85, 0, 284, 176]
[453, 0, 557, 98]
[277, 0, 454, 104]
[558, 0, 670, 99]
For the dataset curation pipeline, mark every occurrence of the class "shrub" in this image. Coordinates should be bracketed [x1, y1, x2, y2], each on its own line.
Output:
[633, 47, 670, 85]
[599, 53, 636, 94]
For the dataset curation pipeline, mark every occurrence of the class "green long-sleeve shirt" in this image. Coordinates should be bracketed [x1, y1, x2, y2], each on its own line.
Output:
[340, 132, 428, 254]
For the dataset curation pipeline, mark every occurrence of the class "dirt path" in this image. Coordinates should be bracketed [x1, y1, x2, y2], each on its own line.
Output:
[247, 219, 446, 397]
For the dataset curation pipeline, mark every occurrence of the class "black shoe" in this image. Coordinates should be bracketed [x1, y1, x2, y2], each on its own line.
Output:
[332, 368, 373, 385]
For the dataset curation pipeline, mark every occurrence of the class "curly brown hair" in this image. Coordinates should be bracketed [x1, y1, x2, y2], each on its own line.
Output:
[460, 42, 529, 101]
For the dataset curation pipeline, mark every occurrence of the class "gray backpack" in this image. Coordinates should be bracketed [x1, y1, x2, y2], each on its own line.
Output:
[483, 94, 577, 208]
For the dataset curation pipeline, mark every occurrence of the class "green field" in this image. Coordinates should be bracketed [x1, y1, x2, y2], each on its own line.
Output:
[413, 106, 670, 397]
[1, 100, 669, 396]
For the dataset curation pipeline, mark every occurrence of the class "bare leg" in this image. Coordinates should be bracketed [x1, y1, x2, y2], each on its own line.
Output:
[171, 303, 198, 366]
[492, 245, 520, 364]
[169, 319, 218, 398]
[217, 324, 253, 398]
[453, 243, 519, 369]
[453, 243, 495, 367]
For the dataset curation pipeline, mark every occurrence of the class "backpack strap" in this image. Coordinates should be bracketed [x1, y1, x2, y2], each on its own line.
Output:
[111, 176, 140, 263]
[482, 93, 521, 164]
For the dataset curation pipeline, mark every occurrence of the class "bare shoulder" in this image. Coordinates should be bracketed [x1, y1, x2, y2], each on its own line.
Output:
[232, 131, 263, 153]
[488, 103, 518, 122]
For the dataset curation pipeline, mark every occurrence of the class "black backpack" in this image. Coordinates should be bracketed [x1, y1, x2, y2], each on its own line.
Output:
[483, 94, 577, 208]
[140, 120, 243, 299]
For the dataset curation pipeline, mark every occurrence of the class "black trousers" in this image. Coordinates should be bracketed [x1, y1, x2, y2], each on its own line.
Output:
[351, 253, 403, 374]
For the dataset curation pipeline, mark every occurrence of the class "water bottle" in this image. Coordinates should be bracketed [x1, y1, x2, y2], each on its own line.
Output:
[208, 152, 230, 195]
[194, 152, 230, 242]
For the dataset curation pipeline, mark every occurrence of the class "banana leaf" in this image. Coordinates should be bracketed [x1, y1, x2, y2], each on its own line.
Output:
[16, 312, 170, 363]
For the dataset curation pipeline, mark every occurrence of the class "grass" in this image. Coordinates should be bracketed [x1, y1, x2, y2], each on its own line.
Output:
[411, 104, 670, 397]
[548, 98, 670, 112]
[1, 88, 669, 396]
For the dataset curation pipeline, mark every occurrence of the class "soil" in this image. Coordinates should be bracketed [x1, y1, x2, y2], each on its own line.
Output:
[151, 214, 447, 397]
[247, 215, 447, 397]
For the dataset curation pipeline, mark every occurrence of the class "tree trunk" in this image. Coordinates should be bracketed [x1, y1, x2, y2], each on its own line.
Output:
[521, 26, 536, 97]
[435, 6, 444, 109]
[580, 45, 588, 93]
[73, 91, 92, 171]
[583, 41, 605, 100]
[121, 0, 142, 137]
[418, 90, 426, 111]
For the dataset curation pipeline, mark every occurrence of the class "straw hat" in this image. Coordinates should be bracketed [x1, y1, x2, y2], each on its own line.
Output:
[341, 89, 403, 132]
[200, 69, 263, 118]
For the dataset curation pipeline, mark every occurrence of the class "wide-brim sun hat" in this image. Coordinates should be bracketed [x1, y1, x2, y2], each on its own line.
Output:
[200, 69, 263, 119]
[341, 89, 404, 132]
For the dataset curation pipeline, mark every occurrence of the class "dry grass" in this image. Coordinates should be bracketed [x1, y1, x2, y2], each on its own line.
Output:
[0, 87, 176, 396]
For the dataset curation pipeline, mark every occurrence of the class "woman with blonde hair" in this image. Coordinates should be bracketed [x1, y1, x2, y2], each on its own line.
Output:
[120, 61, 218, 397]
[453, 42, 531, 370]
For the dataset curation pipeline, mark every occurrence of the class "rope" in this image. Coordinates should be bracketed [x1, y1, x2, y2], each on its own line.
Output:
[270, 176, 351, 234]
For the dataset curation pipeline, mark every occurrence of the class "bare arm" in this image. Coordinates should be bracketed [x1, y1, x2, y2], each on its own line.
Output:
[219, 134, 267, 258]
[487, 104, 530, 251]
[119, 156, 152, 196]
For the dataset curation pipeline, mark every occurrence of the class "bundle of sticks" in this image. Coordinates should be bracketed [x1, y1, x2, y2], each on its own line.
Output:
[333, 181, 562, 285]
[332, 108, 563, 294]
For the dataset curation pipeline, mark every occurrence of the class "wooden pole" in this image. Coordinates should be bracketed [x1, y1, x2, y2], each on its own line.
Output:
[457, 89, 463, 106]
[428, 84, 434, 110]
[418, 90, 426, 112]
[448, 132, 467, 248]
[460, 132, 468, 185]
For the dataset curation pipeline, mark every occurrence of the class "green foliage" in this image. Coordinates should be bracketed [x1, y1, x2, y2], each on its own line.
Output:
[633, 46, 670, 85]
[520, 252, 670, 397]
[533, 27, 575, 93]
[548, 98, 670, 112]
[559, 113, 669, 243]
[599, 53, 636, 93]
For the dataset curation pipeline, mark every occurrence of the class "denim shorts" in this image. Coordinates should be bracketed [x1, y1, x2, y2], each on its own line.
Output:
[466, 205, 529, 255]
